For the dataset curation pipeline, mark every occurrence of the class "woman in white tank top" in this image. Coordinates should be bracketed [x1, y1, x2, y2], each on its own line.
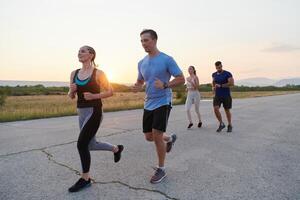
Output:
[185, 66, 202, 129]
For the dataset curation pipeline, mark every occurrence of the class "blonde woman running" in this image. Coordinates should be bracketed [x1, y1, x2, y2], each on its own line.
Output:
[68, 46, 124, 192]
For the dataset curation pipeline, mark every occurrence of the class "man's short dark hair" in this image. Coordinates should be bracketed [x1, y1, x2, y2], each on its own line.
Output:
[215, 61, 222, 67]
[140, 29, 158, 40]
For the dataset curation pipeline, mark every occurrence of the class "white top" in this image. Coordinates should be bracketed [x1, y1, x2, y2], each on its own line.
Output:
[186, 77, 196, 89]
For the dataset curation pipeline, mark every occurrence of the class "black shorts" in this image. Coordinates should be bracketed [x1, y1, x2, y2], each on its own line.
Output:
[143, 104, 172, 133]
[213, 96, 232, 109]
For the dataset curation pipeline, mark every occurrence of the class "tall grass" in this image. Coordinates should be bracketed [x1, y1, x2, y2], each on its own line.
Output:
[0, 93, 145, 122]
[0, 91, 299, 122]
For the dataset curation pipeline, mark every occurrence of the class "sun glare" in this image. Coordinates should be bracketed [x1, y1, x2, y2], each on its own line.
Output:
[102, 68, 115, 83]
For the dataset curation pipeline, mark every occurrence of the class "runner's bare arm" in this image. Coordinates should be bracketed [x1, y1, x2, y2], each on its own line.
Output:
[221, 77, 234, 88]
[97, 70, 113, 99]
[83, 70, 113, 101]
[212, 79, 216, 92]
[68, 70, 77, 99]
[192, 76, 200, 89]
[166, 73, 185, 88]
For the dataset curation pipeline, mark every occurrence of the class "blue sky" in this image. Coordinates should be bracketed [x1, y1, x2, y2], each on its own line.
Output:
[0, 0, 299, 83]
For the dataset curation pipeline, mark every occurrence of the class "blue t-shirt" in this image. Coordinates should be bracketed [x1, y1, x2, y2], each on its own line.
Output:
[212, 70, 233, 97]
[138, 52, 182, 110]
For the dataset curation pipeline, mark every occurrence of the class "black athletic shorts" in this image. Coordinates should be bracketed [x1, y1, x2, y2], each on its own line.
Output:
[213, 96, 232, 109]
[143, 104, 172, 133]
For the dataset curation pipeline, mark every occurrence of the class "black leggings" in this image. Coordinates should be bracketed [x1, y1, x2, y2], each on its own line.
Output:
[77, 106, 102, 173]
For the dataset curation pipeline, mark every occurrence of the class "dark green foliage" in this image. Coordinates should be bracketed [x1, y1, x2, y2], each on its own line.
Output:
[1, 83, 299, 97]
[173, 84, 300, 93]
[0, 85, 68, 96]
[0, 90, 6, 106]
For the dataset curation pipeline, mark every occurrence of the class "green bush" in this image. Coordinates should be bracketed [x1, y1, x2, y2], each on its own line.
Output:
[175, 91, 187, 104]
[176, 91, 183, 99]
[0, 91, 7, 106]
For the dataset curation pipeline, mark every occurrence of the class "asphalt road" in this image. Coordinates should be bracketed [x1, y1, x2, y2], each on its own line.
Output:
[0, 93, 299, 200]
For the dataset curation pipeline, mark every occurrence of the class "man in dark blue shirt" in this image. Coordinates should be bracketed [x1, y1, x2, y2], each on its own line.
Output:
[212, 61, 234, 132]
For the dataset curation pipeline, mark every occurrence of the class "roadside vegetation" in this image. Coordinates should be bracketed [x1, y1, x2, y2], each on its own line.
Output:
[0, 84, 299, 122]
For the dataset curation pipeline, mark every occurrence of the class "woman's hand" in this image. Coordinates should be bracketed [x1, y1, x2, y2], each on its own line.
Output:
[68, 83, 77, 99]
[69, 83, 77, 93]
[83, 92, 98, 100]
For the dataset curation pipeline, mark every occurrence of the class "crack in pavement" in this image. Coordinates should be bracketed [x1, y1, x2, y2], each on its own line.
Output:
[92, 180, 179, 200]
[0, 128, 139, 158]
[0, 116, 184, 158]
[41, 149, 179, 200]
[41, 149, 81, 176]
[0, 141, 77, 158]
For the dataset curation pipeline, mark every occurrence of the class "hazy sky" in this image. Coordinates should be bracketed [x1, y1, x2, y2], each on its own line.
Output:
[1, 0, 300, 83]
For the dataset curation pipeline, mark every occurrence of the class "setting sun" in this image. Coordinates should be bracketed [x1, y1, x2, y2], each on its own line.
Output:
[101, 67, 115, 83]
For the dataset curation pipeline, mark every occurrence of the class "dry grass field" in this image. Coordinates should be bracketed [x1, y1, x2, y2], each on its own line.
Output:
[0, 91, 298, 122]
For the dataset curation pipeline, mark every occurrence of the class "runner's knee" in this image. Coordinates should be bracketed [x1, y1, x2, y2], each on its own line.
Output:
[152, 130, 164, 142]
[214, 106, 220, 112]
[145, 133, 153, 142]
[225, 109, 231, 113]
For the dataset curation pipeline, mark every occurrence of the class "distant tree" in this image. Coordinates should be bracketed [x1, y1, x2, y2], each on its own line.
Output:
[0, 83, 299, 97]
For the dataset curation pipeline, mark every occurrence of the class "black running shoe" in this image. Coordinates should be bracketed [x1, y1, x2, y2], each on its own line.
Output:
[216, 123, 226, 132]
[68, 178, 91, 193]
[114, 145, 124, 163]
[227, 125, 233, 132]
[198, 122, 202, 128]
[166, 134, 177, 153]
[187, 123, 193, 129]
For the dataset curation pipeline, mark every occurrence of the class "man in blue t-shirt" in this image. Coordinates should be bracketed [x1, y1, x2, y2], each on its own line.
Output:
[132, 29, 184, 184]
[212, 61, 234, 133]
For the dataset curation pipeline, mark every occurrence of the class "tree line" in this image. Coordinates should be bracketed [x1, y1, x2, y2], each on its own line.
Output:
[1, 83, 300, 96]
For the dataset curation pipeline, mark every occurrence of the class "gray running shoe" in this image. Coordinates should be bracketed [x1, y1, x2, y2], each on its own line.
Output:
[166, 134, 177, 153]
[150, 168, 166, 184]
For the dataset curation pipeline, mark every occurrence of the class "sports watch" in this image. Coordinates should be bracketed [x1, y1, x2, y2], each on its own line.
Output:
[163, 82, 169, 89]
